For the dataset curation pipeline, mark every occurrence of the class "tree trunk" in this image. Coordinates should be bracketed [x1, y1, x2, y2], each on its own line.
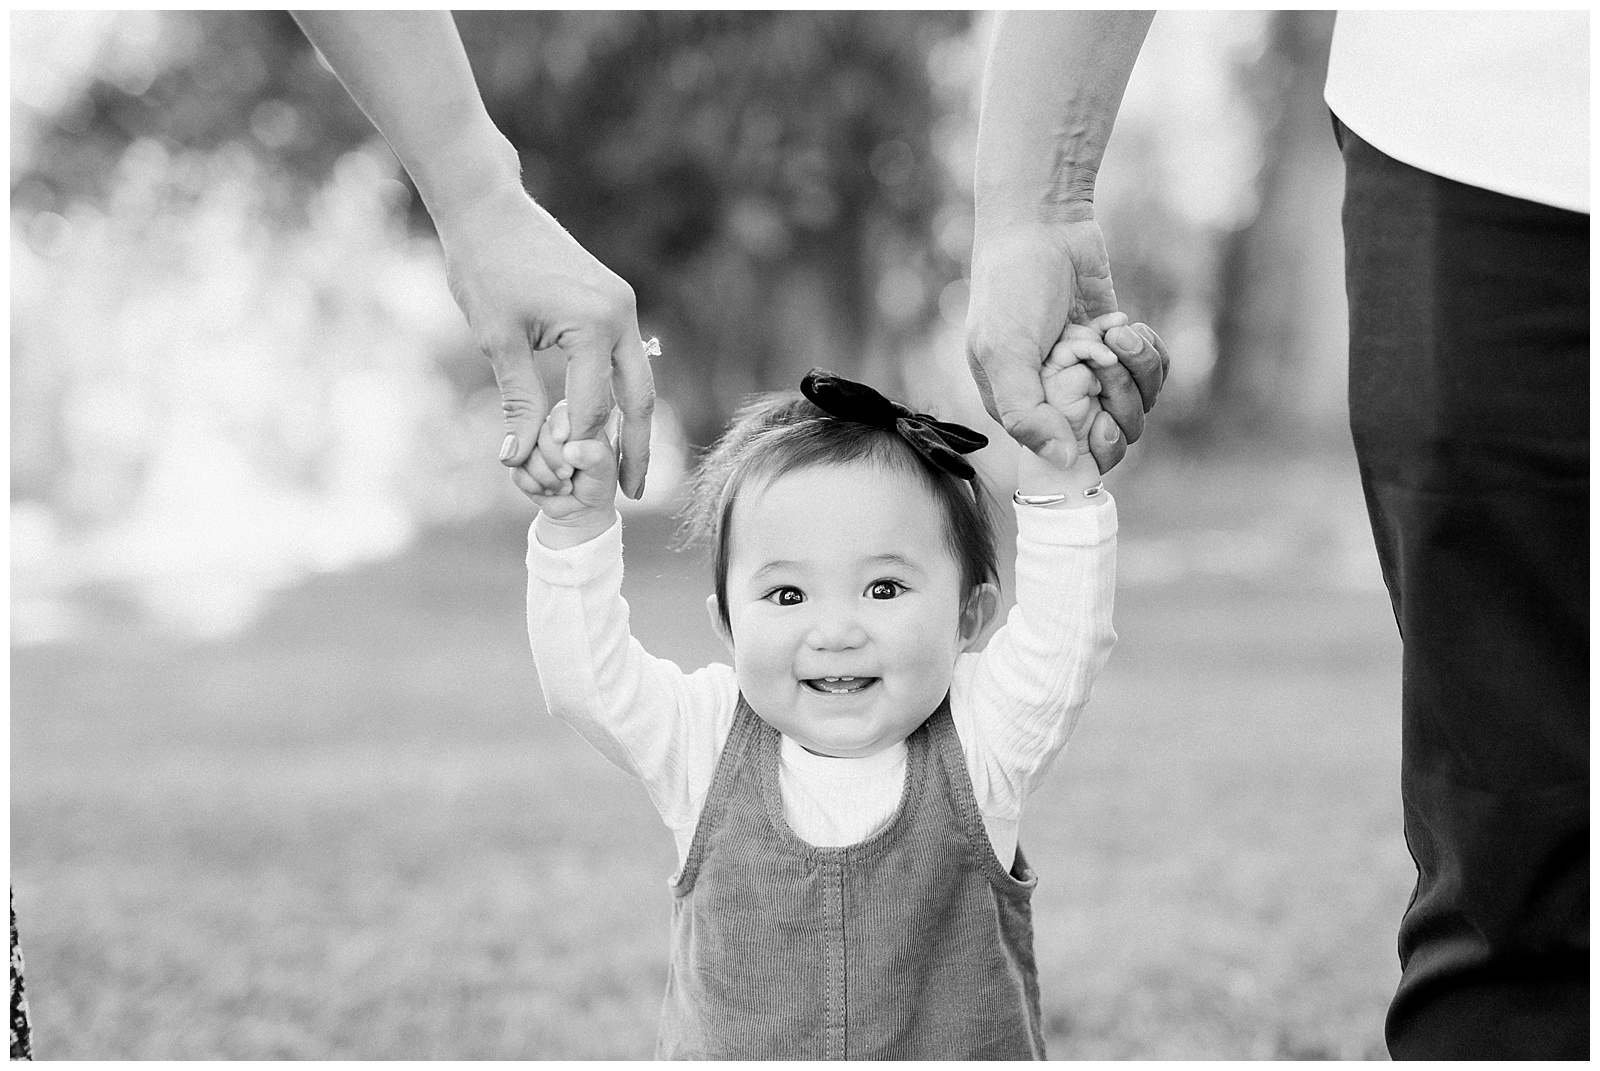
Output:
[1207, 11, 1347, 445]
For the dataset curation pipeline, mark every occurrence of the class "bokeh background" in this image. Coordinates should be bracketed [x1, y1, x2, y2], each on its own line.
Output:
[11, 10, 1413, 1059]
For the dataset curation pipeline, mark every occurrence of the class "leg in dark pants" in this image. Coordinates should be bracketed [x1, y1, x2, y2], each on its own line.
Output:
[1336, 119, 1589, 1059]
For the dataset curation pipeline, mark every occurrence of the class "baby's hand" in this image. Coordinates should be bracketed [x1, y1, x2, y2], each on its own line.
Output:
[514, 399, 619, 546]
[1042, 313, 1123, 450]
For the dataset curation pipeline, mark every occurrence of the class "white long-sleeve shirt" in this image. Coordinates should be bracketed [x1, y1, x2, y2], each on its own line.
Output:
[526, 496, 1117, 869]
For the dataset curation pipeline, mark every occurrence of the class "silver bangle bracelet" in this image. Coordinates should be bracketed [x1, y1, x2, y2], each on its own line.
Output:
[1013, 481, 1105, 507]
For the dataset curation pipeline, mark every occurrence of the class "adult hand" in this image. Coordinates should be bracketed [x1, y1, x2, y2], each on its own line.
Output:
[965, 214, 1166, 473]
[288, 11, 656, 497]
[434, 179, 656, 499]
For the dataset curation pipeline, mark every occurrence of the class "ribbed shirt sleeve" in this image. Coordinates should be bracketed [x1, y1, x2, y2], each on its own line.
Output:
[950, 494, 1117, 822]
[525, 512, 737, 844]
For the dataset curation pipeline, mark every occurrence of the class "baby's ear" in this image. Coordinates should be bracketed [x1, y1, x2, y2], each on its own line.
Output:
[705, 594, 734, 654]
[958, 582, 1001, 651]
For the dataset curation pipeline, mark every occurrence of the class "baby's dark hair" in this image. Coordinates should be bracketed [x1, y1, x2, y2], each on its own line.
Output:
[678, 390, 1000, 631]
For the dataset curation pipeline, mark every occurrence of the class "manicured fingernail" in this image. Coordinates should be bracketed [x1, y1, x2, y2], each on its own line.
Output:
[499, 434, 517, 462]
[1104, 423, 1120, 443]
[1135, 323, 1157, 344]
[636, 475, 646, 499]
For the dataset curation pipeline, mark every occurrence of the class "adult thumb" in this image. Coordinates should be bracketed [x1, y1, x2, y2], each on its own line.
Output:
[1008, 402, 1081, 471]
[1087, 408, 1127, 474]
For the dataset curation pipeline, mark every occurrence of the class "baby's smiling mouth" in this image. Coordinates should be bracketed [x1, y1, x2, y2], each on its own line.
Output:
[803, 676, 879, 695]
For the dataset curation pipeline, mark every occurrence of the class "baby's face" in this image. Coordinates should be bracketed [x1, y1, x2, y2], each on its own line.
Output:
[719, 460, 982, 758]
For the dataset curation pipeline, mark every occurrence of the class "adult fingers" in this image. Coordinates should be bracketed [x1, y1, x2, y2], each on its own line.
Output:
[1106, 323, 1167, 413]
[1087, 409, 1127, 474]
[1136, 322, 1172, 392]
[484, 330, 550, 468]
[1090, 357, 1146, 445]
[562, 330, 618, 447]
[612, 335, 657, 500]
[966, 346, 1079, 469]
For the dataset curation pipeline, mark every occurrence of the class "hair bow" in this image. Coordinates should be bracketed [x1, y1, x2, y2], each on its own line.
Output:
[800, 368, 988, 480]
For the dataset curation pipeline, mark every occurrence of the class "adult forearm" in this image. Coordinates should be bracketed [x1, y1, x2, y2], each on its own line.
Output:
[975, 10, 1153, 225]
[291, 10, 521, 222]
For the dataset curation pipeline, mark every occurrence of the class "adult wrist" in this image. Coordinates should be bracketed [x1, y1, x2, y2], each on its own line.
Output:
[973, 173, 1099, 230]
[405, 121, 524, 225]
[973, 104, 1103, 229]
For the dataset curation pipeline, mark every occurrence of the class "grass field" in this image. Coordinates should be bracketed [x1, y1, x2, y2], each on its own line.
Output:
[11, 446, 1414, 1059]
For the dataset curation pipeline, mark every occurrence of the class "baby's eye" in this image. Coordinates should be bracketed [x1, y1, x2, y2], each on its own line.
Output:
[867, 580, 904, 600]
[765, 587, 805, 606]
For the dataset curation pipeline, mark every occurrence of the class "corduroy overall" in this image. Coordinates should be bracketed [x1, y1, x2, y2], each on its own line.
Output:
[657, 696, 1046, 1060]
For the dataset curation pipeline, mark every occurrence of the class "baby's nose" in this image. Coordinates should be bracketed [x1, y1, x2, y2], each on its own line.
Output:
[807, 616, 867, 651]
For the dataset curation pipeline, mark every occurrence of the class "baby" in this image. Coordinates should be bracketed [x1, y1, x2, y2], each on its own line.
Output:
[520, 313, 1152, 1058]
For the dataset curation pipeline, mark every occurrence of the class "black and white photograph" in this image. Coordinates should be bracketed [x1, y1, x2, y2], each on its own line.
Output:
[10, 8, 1588, 1061]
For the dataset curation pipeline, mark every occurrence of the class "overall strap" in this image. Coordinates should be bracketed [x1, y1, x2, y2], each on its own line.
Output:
[671, 696, 767, 893]
[924, 699, 1038, 888]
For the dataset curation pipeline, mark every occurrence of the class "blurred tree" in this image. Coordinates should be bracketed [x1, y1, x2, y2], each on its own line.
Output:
[11, 12, 491, 639]
[12, 11, 374, 221]
[454, 11, 974, 444]
[15, 10, 1355, 456]
[11, 10, 1352, 641]
[1085, 11, 1345, 450]
[1202, 10, 1344, 444]
[10, 10, 981, 638]
[17, 11, 977, 448]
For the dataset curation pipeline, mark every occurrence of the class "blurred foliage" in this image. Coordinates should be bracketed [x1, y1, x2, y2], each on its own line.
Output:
[10, 10, 1347, 641]
[12, 12, 489, 640]
[1090, 11, 1342, 445]
[13, 12, 373, 221]
[15, 11, 975, 448]
[453, 11, 974, 443]
[9, 10, 979, 639]
[1207, 11, 1343, 443]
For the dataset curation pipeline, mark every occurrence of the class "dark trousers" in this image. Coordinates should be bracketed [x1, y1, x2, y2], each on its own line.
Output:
[1336, 118, 1589, 1059]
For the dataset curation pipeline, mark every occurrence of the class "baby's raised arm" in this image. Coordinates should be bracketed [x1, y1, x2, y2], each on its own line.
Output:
[520, 404, 736, 839]
[950, 313, 1145, 824]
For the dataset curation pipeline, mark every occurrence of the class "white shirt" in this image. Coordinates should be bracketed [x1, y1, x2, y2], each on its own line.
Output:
[526, 497, 1117, 870]
[1324, 11, 1589, 214]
